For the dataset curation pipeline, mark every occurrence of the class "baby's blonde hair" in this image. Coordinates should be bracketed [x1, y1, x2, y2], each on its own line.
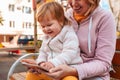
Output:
[36, 1, 70, 26]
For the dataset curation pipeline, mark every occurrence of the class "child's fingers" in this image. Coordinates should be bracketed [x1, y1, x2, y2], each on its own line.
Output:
[21, 59, 36, 64]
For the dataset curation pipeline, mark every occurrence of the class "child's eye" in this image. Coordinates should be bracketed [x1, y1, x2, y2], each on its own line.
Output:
[47, 24, 52, 26]
[41, 26, 45, 28]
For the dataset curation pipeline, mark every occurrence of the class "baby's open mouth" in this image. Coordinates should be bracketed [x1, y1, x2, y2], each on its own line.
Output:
[47, 31, 53, 34]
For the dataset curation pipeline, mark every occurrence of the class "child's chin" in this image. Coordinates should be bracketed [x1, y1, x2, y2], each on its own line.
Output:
[48, 35, 55, 38]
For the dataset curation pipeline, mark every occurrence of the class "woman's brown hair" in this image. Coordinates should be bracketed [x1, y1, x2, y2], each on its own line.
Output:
[85, 0, 100, 16]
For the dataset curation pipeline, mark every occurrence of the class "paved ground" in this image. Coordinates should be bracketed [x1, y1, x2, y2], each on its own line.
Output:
[0, 51, 118, 80]
[0, 51, 27, 80]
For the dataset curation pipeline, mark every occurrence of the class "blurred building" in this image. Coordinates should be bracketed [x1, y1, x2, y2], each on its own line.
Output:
[100, 0, 111, 11]
[100, 0, 120, 32]
[108, 0, 120, 32]
[0, 0, 43, 42]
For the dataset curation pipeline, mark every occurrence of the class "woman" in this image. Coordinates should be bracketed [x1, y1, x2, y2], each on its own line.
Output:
[46, 0, 116, 80]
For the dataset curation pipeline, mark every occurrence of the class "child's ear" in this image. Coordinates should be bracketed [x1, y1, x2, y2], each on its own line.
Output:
[59, 22, 64, 27]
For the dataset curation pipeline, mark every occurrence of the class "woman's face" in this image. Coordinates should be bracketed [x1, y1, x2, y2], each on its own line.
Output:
[71, 0, 90, 15]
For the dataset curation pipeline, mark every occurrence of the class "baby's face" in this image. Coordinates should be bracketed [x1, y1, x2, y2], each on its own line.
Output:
[39, 19, 62, 38]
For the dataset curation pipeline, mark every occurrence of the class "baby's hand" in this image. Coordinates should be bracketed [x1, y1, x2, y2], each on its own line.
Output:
[21, 59, 38, 70]
[21, 59, 36, 64]
[40, 62, 55, 71]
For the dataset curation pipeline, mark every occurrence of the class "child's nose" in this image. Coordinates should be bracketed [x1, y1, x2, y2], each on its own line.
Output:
[45, 27, 50, 31]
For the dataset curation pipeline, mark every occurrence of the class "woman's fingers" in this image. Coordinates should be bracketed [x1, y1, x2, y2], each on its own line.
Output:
[46, 65, 77, 79]
[49, 66, 62, 73]
[46, 66, 64, 79]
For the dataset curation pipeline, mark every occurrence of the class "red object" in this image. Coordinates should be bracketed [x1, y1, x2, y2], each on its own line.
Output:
[9, 50, 21, 55]
[32, 0, 36, 10]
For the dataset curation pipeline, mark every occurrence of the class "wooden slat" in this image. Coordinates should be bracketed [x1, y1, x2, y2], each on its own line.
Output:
[110, 65, 120, 79]
[116, 39, 120, 50]
[110, 38, 120, 79]
[10, 72, 26, 80]
[112, 52, 120, 65]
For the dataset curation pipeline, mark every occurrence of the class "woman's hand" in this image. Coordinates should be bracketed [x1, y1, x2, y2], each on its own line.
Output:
[45, 65, 78, 80]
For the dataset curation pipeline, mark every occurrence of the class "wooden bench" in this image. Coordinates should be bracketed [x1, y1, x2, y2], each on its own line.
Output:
[8, 39, 120, 80]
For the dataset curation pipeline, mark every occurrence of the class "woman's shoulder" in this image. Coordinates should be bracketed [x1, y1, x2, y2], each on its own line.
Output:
[92, 6, 113, 18]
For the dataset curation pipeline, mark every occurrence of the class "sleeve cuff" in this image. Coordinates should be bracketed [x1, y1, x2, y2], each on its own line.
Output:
[73, 65, 86, 80]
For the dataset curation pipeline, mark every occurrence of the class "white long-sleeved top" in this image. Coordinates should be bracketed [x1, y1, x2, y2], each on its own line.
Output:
[36, 25, 83, 67]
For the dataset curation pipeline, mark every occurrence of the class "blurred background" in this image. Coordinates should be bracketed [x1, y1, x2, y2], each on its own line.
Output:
[0, 0, 120, 48]
[0, 0, 120, 80]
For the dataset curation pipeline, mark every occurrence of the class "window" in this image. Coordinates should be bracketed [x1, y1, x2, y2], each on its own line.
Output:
[22, 6, 31, 14]
[9, 21, 15, 28]
[22, 22, 32, 28]
[9, 4, 15, 12]
[0, 16, 4, 25]
[28, 0, 31, 2]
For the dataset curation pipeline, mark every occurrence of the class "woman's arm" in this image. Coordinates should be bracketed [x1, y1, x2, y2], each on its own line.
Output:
[47, 65, 78, 80]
